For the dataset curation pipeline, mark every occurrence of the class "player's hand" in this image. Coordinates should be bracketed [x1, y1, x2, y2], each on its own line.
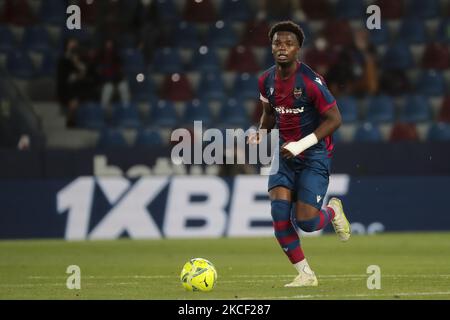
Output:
[281, 142, 295, 159]
[247, 131, 261, 144]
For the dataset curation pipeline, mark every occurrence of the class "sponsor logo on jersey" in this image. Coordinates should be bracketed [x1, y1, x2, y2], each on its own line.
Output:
[274, 106, 305, 114]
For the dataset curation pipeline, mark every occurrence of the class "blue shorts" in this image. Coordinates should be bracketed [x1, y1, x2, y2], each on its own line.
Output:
[268, 151, 332, 209]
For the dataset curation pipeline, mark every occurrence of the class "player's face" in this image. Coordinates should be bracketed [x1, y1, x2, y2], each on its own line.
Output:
[272, 32, 299, 66]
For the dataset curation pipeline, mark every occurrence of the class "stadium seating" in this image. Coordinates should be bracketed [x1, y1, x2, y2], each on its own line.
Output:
[225, 45, 260, 73]
[151, 47, 183, 74]
[129, 75, 156, 103]
[353, 122, 383, 142]
[76, 102, 105, 130]
[427, 122, 450, 141]
[183, 99, 213, 127]
[182, 0, 216, 23]
[155, 0, 179, 21]
[206, 20, 238, 48]
[38, 0, 66, 25]
[400, 95, 431, 123]
[111, 103, 141, 129]
[22, 26, 52, 54]
[301, 0, 332, 20]
[190, 46, 220, 73]
[336, 96, 359, 123]
[220, 0, 253, 22]
[375, 0, 404, 20]
[160, 73, 194, 102]
[438, 97, 450, 123]
[197, 72, 227, 101]
[421, 43, 450, 70]
[324, 20, 354, 47]
[135, 128, 164, 147]
[172, 22, 200, 49]
[407, 0, 440, 19]
[0, 26, 15, 54]
[241, 20, 271, 47]
[220, 98, 249, 128]
[383, 42, 414, 70]
[6, 51, 34, 79]
[335, 0, 365, 20]
[97, 128, 128, 148]
[366, 95, 395, 123]
[231, 73, 259, 101]
[417, 70, 446, 96]
[398, 18, 427, 45]
[36, 51, 58, 77]
[389, 122, 419, 141]
[368, 22, 390, 46]
[150, 100, 179, 128]
[436, 19, 450, 43]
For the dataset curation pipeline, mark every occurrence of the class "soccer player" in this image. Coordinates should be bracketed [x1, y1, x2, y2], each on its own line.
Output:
[249, 21, 351, 287]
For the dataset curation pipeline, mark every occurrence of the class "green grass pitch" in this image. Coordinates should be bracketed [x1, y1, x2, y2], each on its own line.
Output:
[1, 232, 450, 300]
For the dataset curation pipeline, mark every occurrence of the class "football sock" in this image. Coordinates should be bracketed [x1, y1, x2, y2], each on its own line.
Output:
[296, 206, 335, 232]
[293, 259, 314, 275]
[271, 199, 305, 264]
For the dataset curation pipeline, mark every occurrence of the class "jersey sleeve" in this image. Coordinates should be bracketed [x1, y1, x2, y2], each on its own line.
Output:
[258, 74, 269, 103]
[305, 74, 336, 114]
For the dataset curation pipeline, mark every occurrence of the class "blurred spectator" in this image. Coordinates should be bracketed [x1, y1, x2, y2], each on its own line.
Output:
[57, 38, 95, 127]
[96, 39, 130, 109]
[326, 29, 379, 97]
[0, 101, 31, 150]
[132, 0, 163, 61]
[0, 0, 35, 26]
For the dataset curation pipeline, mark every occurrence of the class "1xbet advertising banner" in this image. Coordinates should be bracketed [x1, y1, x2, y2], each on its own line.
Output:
[1, 175, 449, 240]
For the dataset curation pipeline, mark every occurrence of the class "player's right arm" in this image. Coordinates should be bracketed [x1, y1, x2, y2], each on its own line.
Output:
[249, 101, 275, 144]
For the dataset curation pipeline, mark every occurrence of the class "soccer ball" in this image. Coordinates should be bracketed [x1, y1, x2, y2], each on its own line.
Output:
[180, 258, 217, 292]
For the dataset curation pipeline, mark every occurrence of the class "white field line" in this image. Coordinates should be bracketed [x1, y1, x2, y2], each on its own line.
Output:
[239, 291, 450, 300]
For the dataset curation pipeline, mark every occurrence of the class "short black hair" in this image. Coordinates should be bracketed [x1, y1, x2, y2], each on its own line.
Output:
[268, 21, 305, 47]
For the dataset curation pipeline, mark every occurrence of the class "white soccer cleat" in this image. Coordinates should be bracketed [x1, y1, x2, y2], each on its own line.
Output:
[284, 265, 318, 287]
[328, 197, 351, 242]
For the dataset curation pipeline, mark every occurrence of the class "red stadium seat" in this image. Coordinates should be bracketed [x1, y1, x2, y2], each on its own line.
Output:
[438, 97, 450, 123]
[79, 0, 99, 26]
[421, 43, 450, 70]
[1, 0, 35, 26]
[182, 0, 216, 23]
[242, 20, 271, 47]
[375, 0, 404, 20]
[225, 45, 260, 73]
[300, 0, 332, 20]
[323, 20, 353, 47]
[389, 122, 419, 142]
[160, 73, 194, 102]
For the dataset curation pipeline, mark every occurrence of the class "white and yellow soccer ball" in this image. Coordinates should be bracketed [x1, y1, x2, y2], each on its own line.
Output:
[180, 258, 217, 292]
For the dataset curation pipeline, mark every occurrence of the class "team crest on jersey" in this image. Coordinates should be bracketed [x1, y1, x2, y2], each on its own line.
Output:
[293, 87, 302, 99]
[269, 87, 274, 96]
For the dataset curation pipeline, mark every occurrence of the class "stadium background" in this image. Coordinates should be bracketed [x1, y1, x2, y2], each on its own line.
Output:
[1, 0, 450, 239]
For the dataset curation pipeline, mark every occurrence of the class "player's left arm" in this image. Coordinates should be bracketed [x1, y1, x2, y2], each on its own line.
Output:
[281, 75, 342, 159]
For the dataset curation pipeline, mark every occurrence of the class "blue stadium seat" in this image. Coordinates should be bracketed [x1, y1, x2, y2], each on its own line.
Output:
[151, 47, 183, 74]
[232, 73, 258, 101]
[398, 18, 427, 44]
[206, 20, 238, 48]
[383, 42, 414, 70]
[7, 51, 34, 79]
[337, 96, 359, 123]
[417, 70, 446, 96]
[112, 103, 141, 129]
[62, 28, 90, 44]
[190, 46, 220, 73]
[366, 95, 395, 123]
[436, 19, 450, 43]
[197, 72, 226, 101]
[97, 128, 128, 148]
[76, 102, 105, 130]
[183, 99, 213, 127]
[400, 95, 431, 123]
[220, 0, 253, 21]
[353, 122, 383, 142]
[407, 0, 440, 19]
[39, 0, 66, 25]
[135, 128, 164, 147]
[220, 98, 249, 128]
[369, 22, 390, 46]
[172, 21, 199, 48]
[155, 0, 179, 21]
[122, 48, 147, 76]
[150, 100, 179, 127]
[129, 75, 156, 102]
[427, 123, 450, 141]
[36, 51, 57, 77]
[335, 0, 365, 19]
[0, 26, 15, 54]
[22, 26, 52, 53]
